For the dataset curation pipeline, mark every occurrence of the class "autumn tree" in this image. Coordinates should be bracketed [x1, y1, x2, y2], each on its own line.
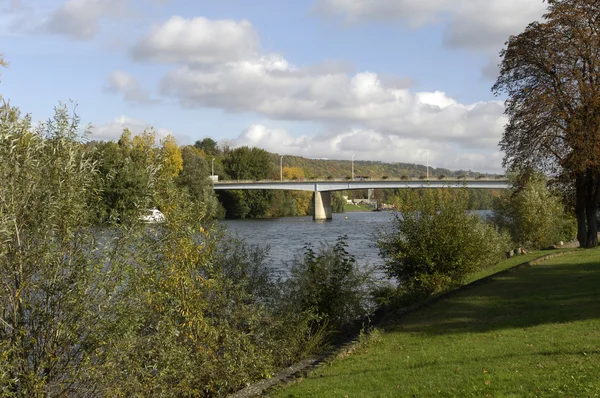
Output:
[493, 0, 600, 247]
[159, 134, 183, 177]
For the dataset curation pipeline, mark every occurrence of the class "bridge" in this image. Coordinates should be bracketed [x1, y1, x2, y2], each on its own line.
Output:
[213, 178, 509, 220]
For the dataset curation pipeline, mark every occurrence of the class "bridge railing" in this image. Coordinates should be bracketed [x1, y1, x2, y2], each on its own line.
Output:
[213, 177, 506, 184]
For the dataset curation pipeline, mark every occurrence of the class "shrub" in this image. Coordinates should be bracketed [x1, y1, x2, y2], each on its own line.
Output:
[400, 175, 409, 180]
[382, 175, 389, 180]
[284, 236, 376, 330]
[491, 172, 576, 249]
[0, 103, 322, 397]
[377, 189, 510, 298]
[438, 174, 446, 180]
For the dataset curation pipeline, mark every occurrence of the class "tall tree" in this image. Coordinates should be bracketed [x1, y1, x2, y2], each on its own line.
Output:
[493, 0, 600, 247]
[194, 137, 220, 156]
[219, 146, 275, 218]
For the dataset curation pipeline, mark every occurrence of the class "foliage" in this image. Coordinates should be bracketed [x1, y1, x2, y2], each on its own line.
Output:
[332, 192, 346, 213]
[491, 173, 576, 249]
[176, 145, 222, 218]
[283, 166, 305, 180]
[0, 103, 116, 395]
[159, 134, 183, 177]
[194, 137, 220, 156]
[90, 129, 160, 223]
[284, 236, 376, 330]
[219, 146, 275, 218]
[377, 189, 510, 297]
[0, 104, 324, 397]
[492, 0, 600, 247]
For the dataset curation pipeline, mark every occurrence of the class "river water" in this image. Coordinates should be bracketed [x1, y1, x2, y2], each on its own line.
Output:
[220, 211, 394, 273]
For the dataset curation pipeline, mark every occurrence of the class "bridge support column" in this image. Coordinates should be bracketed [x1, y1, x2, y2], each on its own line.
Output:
[313, 191, 332, 220]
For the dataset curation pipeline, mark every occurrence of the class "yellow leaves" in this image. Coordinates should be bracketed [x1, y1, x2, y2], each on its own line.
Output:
[283, 166, 305, 180]
[160, 134, 183, 177]
[132, 129, 156, 153]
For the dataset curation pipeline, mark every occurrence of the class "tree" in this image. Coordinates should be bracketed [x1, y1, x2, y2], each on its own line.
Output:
[176, 145, 222, 218]
[159, 134, 183, 177]
[219, 147, 275, 218]
[492, 0, 600, 247]
[377, 189, 510, 297]
[223, 146, 274, 180]
[283, 166, 305, 180]
[491, 172, 576, 249]
[92, 129, 159, 223]
[194, 137, 220, 156]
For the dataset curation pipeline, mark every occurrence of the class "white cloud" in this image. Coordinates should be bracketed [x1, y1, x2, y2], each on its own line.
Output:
[233, 124, 504, 173]
[131, 16, 260, 65]
[105, 71, 155, 103]
[43, 0, 127, 40]
[314, 0, 545, 53]
[159, 55, 506, 151]
[314, 0, 449, 27]
[89, 115, 181, 143]
[125, 15, 508, 171]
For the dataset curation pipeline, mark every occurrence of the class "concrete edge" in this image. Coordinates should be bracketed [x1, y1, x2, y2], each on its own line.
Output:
[227, 250, 572, 398]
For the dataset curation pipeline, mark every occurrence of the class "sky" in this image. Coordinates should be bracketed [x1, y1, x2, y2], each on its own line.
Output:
[0, 0, 547, 173]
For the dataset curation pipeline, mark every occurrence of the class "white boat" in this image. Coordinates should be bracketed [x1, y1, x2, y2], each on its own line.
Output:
[140, 208, 165, 223]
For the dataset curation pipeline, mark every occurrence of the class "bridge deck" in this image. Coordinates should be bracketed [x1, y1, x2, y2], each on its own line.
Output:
[213, 178, 509, 192]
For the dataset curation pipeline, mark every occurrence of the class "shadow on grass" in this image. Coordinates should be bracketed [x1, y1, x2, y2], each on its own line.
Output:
[383, 252, 600, 335]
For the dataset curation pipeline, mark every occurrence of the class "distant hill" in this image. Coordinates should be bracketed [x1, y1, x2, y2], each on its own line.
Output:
[268, 153, 500, 180]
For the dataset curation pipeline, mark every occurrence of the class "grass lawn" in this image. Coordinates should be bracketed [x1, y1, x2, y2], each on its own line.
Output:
[344, 204, 376, 212]
[270, 247, 600, 397]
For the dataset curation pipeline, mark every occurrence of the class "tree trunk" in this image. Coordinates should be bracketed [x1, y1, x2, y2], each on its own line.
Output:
[585, 169, 600, 247]
[576, 173, 589, 247]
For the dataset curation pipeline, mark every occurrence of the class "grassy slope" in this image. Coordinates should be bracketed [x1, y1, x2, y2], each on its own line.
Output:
[271, 248, 600, 397]
[343, 203, 375, 212]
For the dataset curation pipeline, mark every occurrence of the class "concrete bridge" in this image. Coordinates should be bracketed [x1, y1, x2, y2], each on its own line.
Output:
[213, 178, 509, 220]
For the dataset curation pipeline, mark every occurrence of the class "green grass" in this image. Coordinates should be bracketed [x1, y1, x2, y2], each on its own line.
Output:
[270, 247, 600, 397]
[344, 203, 375, 212]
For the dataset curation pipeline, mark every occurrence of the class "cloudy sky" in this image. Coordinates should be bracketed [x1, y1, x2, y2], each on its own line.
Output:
[1, 0, 546, 172]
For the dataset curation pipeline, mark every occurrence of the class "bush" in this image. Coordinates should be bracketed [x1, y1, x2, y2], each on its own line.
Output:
[438, 174, 446, 180]
[400, 175, 409, 180]
[284, 236, 376, 330]
[377, 189, 510, 297]
[491, 172, 576, 249]
[0, 103, 322, 397]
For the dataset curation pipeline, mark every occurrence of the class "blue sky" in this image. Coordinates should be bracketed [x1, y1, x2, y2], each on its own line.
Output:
[1, 0, 547, 172]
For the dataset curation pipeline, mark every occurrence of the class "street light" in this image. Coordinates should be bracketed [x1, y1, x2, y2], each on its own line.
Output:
[280, 155, 283, 181]
[426, 151, 429, 180]
[352, 154, 355, 180]
[211, 158, 215, 176]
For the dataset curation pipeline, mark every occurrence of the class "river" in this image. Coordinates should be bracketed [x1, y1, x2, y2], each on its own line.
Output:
[221, 211, 394, 273]
[220, 210, 493, 275]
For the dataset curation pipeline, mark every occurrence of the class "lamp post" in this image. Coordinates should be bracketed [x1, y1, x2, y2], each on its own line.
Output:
[211, 158, 215, 176]
[280, 155, 283, 181]
[426, 151, 429, 180]
[352, 154, 355, 180]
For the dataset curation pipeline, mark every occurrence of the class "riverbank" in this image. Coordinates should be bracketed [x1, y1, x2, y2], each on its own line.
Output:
[343, 203, 375, 212]
[269, 247, 600, 397]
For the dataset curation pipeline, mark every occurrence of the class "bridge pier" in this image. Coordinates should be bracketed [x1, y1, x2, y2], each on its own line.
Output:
[313, 191, 332, 220]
